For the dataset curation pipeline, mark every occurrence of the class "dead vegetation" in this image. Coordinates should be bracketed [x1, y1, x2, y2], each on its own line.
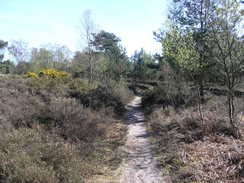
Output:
[144, 91, 244, 183]
[0, 75, 131, 182]
[183, 136, 244, 182]
[0, 128, 84, 183]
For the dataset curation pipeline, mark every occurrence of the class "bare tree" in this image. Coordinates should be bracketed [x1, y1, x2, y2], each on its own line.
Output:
[210, 0, 244, 138]
[80, 10, 97, 83]
[8, 40, 29, 63]
[47, 44, 72, 70]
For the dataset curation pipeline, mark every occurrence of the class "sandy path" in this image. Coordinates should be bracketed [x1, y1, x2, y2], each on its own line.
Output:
[120, 96, 170, 183]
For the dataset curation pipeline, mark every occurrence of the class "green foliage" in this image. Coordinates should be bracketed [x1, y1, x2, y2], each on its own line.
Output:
[164, 30, 198, 71]
[0, 40, 8, 62]
[111, 79, 133, 104]
[0, 40, 8, 49]
[155, 0, 244, 140]
[0, 60, 15, 74]
[29, 45, 71, 72]
[131, 48, 158, 80]
[91, 30, 130, 81]
[92, 30, 121, 55]
[142, 80, 190, 112]
[209, 0, 244, 138]
[68, 79, 97, 94]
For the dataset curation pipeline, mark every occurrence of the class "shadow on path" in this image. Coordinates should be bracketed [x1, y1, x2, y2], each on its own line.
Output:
[120, 96, 171, 183]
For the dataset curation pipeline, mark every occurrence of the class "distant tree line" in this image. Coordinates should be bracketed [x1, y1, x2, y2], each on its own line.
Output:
[0, 11, 157, 86]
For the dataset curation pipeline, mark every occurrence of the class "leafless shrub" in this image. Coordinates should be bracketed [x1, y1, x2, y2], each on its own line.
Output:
[147, 94, 244, 183]
[47, 97, 104, 141]
[183, 136, 244, 182]
[0, 75, 127, 181]
[0, 128, 84, 183]
[0, 77, 45, 128]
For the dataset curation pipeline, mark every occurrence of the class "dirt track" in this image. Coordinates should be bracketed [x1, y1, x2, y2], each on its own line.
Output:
[120, 96, 171, 183]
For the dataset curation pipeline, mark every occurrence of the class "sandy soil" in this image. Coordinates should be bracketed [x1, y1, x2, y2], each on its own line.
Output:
[120, 96, 171, 183]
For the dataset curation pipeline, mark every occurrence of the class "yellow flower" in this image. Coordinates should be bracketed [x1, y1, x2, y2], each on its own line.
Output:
[26, 72, 38, 78]
[38, 69, 70, 79]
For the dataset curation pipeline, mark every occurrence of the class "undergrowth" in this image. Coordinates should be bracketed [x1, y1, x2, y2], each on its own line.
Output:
[143, 86, 244, 183]
[0, 75, 131, 182]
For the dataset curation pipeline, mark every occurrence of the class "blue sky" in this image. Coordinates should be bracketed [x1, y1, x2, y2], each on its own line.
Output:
[0, 0, 170, 55]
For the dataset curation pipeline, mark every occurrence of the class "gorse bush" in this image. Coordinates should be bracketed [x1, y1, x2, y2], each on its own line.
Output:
[39, 69, 70, 78]
[26, 69, 70, 79]
[26, 72, 38, 78]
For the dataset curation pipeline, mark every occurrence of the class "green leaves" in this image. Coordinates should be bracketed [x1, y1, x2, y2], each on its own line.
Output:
[162, 28, 201, 74]
[0, 40, 8, 49]
[0, 40, 8, 63]
[91, 31, 129, 81]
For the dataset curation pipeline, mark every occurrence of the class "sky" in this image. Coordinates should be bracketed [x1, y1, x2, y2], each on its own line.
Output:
[0, 0, 170, 56]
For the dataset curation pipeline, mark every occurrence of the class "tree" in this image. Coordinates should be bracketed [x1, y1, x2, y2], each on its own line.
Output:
[91, 30, 129, 81]
[0, 40, 7, 49]
[70, 51, 89, 78]
[168, 0, 218, 102]
[210, 0, 244, 138]
[28, 45, 71, 72]
[30, 48, 54, 71]
[155, 0, 218, 128]
[161, 27, 205, 113]
[8, 40, 29, 63]
[132, 48, 157, 80]
[14, 61, 31, 74]
[159, 0, 244, 137]
[46, 44, 72, 71]
[132, 49, 144, 79]
[0, 60, 15, 74]
[81, 10, 97, 83]
[0, 40, 8, 63]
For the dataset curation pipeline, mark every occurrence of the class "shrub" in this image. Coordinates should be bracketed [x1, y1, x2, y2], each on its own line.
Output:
[0, 74, 128, 182]
[68, 79, 97, 94]
[25, 69, 70, 79]
[142, 85, 189, 113]
[47, 97, 103, 141]
[0, 128, 84, 183]
[70, 86, 126, 114]
[39, 69, 70, 79]
[26, 72, 38, 78]
[112, 80, 133, 105]
[0, 78, 45, 128]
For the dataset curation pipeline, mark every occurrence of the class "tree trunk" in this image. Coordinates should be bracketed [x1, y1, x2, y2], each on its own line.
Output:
[199, 79, 204, 103]
[197, 84, 205, 134]
[228, 91, 241, 139]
